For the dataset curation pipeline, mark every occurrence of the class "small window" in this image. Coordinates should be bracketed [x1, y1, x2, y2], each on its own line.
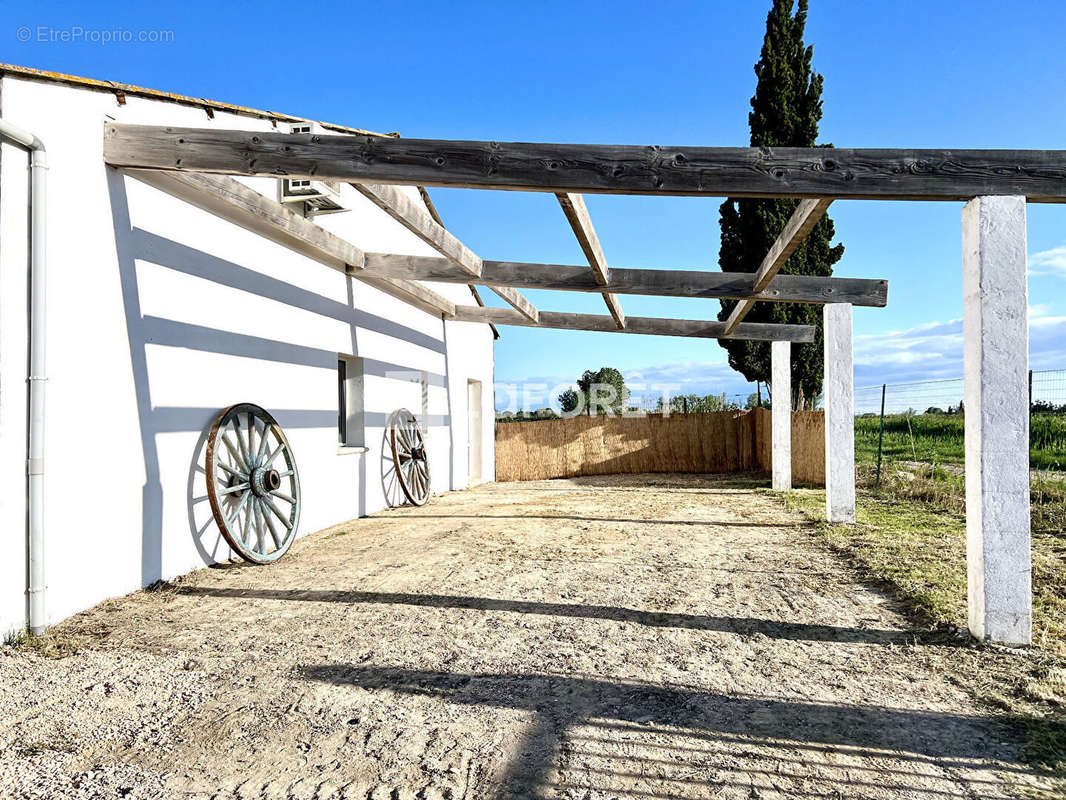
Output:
[338, 355, 365, 447]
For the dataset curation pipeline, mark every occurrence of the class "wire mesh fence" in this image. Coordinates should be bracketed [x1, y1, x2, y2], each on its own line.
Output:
[855, 369, 1066, 473]
[856, 369, 1066, 417]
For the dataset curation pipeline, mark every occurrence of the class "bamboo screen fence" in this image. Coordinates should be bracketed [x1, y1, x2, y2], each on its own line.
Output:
[496, 409, 825, 484]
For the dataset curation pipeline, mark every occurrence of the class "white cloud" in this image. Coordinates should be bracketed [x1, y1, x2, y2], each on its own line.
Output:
[496, 315, 1066, 410]
[1030, 245, 1066, 278]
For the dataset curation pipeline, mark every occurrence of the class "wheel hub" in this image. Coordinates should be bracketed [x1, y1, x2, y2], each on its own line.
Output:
[251, 466, 282, 496]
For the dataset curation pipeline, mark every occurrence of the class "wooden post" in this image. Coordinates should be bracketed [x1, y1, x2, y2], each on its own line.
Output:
[962, 195, 1031, 645]
[771, 341, 792, 491]
[824, 303, 856, 523]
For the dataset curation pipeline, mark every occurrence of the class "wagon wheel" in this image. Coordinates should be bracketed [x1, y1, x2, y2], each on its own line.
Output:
[205, 403, 302, 564]
[389, 408, 431, 506]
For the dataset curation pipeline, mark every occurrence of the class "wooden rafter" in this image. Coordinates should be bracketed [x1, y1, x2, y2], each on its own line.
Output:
[452, 307, 815, 342]
[123, 169, 456, 318]
[362, 253, 887, 307]
[121, 168, 825, 344]
[105, 123, 1066, 202]
[722, 198, 833, 335]
[417, 186, 499, 338]
[351, 181, 538, 322]
[555, 193, 625, 328]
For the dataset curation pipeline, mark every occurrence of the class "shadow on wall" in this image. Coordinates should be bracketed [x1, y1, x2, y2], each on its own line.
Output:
[106, 170, 452, 584]
[297, 664, 1036, 798]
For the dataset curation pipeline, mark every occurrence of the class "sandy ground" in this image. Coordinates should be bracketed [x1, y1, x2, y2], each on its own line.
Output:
[0, 474, 1049, 799]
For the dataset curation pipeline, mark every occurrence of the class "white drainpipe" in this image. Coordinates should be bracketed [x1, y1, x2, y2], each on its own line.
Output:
[0, 120, 48, 635]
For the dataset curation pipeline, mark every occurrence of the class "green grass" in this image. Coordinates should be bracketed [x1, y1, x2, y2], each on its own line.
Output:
[855, 413, 1066, 471]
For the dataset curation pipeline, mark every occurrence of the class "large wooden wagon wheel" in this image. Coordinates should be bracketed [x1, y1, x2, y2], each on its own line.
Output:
[205, 403, 302, 564]
[389, 408, 431, 506]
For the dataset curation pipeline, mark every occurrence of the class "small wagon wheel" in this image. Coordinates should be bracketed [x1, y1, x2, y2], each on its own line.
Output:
[389, 408, 431, 506]
[205, 403, 302, 564]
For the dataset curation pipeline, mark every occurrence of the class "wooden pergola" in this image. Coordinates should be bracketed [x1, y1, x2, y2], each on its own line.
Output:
[103, 123, 1058, 646]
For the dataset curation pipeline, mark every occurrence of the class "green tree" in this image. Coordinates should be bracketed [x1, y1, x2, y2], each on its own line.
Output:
[717, 0, 844, 408]
[557, 388, 582, 415]
[563, 367, 630, 415]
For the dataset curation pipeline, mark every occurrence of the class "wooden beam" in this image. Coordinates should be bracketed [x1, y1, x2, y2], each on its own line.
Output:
[123, 169, 455, 318]
[417, 186, 500, 338]
[105, 123, 1066, 202]
[723, 198, 832, 335]
[556, 193, 625, 328]
[352, 181, 538, 322]
[351, 182, 482, 276]
[362, 253, 888, 307]
[451, 306, 815, 342]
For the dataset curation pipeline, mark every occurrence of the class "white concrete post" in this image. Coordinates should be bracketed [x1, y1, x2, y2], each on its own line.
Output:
[823, 303, 855, 523]
[771, 340, 792, 490]
[962, 195, 1031, 645]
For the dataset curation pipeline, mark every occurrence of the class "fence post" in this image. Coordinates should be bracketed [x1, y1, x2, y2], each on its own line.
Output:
[876, 383, 886, 486]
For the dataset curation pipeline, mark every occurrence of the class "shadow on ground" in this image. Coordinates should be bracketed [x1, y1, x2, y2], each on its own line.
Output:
[301, 664, 1040, 799]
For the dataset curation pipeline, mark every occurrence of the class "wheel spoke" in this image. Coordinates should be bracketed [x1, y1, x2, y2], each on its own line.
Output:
[271, 491, 297, 504]
[221, 433, 246, 471]
[277, 470, 294, 478]
[217, 481, 250, 496]
[217, 461, 245, 480]
[265, 441, 286, 468]
[246, 413, 257, 466]
[255, 420, 271, 467]
[241, 496, 253, 545]
[263, 496, 294, 531]
[260, 499, 284, 548]
[232, 417, 252, 469]
[226, 490, 251, 530]
[253, 500, 267, 554]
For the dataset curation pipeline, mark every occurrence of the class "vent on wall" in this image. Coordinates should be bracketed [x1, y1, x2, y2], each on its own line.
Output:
[277, 122, 347, 216]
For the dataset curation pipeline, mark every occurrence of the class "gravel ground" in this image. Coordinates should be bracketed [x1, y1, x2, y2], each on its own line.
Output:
[1, 474, 1052, 798]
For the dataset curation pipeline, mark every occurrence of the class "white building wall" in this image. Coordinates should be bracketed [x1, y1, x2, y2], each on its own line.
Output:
[0, 77, 496, 637]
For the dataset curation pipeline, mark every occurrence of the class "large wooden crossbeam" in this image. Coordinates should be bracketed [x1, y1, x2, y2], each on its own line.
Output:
[362, 253, 888, 306]
[452, 306, 815, 342]
[351, 182, 539, 322]
[555, 193, 625, 327]
[123, 169, 456, 318]
[723, 198, 833, 334]
[105, 123, 1066, 202]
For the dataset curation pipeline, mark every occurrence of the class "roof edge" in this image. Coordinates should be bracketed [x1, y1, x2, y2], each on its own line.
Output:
[0, 62, 397, 139]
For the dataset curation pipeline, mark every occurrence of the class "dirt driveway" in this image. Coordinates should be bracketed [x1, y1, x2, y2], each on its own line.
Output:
[0, 475, 1047, 798]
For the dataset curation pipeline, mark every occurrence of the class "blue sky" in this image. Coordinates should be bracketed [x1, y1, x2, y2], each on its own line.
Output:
[7, 0, 1066, 407]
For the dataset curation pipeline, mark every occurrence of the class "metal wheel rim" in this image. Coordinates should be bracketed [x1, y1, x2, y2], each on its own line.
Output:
[205, 403, 302, 564]
[389, 408, 430, 506]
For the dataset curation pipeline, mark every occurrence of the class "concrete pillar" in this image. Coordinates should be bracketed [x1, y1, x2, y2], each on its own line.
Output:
[823, 303, 855, 523]
[962, 195, 1031, 645]
[771, 340, 791, 490]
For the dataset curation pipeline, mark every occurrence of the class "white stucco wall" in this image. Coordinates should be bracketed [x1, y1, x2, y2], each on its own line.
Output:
[0, 77, 496, 637]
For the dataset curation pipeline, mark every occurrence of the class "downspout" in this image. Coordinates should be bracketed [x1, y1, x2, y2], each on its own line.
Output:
[0, 119, 48, 635]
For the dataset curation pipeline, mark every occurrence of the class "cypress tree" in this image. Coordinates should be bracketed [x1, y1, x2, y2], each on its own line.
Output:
[717, 0, 843, 407]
